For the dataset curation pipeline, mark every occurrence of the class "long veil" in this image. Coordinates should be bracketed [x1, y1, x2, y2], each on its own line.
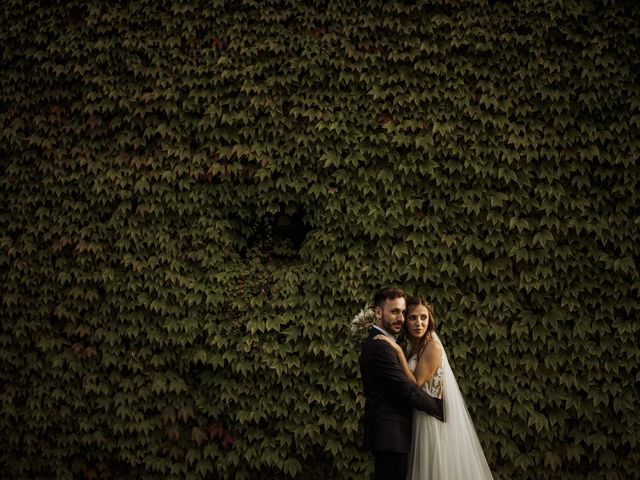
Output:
[408, 333, 494, 479]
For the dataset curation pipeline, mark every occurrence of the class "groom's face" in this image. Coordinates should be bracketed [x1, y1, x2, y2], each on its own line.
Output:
[375, 297, 406, 335]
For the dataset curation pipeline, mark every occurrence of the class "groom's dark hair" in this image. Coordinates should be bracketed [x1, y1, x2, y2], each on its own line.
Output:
[373, 287, 406, 309]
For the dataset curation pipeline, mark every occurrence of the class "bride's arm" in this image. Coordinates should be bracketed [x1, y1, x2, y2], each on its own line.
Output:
[374, 335, 418, 385]
[413, 340, 443, 387]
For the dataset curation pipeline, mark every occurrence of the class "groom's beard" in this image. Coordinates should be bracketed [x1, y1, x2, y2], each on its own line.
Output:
[381, 313, 403, 335]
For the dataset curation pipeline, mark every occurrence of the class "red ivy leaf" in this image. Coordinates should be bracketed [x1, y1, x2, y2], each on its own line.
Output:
[208, 421, 224, 441]
[221, 431, 235, 450]
[84, 469, 98, 480]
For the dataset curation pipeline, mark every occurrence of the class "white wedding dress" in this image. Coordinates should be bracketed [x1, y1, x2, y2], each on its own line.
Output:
[407, 334, 494, 479]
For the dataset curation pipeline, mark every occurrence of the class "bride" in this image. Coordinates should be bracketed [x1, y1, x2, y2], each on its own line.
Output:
[375, 297, 494, 479]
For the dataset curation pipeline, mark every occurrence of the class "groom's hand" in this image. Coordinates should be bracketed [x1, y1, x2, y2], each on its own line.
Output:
[373, 334, 402, 354]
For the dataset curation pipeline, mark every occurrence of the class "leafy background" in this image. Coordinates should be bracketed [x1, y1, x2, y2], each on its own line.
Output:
[1, 0, 639, 479]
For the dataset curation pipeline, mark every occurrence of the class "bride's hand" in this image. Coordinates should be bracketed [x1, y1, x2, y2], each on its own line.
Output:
[374, 334, 402, 353]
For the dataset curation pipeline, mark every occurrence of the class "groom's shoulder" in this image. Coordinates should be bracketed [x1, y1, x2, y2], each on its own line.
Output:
[360, 330, 373, 347]
[360, 330, 378, 352]
[361, 332, 394, 355]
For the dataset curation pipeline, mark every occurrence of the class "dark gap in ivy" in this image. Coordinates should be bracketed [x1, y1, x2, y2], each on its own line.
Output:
[239, 204, 311, 261]
[273, 208, 310, 251]
[64, 4, 86, 27]
[49, 313, 65, 332]
[61, 243, 75, 259]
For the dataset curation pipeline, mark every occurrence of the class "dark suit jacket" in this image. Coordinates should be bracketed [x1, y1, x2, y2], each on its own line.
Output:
[360, 328, 444, 453]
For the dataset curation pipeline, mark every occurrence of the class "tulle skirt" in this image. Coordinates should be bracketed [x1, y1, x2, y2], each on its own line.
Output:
[407, 352, 493, 480]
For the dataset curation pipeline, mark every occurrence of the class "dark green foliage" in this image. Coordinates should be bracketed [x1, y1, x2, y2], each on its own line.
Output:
[1, 0, 639, 479]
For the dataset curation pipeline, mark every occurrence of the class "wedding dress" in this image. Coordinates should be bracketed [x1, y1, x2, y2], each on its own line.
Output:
[407, 333, 494, 479]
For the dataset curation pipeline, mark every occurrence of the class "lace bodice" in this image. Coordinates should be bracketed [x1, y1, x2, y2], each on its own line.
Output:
[408, 347, 444, 399]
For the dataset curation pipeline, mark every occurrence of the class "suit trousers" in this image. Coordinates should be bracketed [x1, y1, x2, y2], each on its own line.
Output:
[373, 451, 408, 480]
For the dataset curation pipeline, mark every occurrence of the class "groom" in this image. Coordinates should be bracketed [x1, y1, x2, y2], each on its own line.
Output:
[360, 287, 444, 480]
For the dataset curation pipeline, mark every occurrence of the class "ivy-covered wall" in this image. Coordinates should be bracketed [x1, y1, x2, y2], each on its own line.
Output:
[1, 1, 639, 479]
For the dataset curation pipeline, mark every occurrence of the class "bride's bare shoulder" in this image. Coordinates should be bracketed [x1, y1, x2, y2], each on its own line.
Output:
[426, 338, 443, 353]
[418, 337, 443, 365]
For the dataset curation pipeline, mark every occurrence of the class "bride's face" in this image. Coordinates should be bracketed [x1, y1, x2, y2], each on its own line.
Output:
[406, 304, 430, 340]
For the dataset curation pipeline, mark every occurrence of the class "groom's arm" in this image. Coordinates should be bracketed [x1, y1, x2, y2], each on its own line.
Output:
[410, 388, 444, 422]
[371, 342, 444, 422]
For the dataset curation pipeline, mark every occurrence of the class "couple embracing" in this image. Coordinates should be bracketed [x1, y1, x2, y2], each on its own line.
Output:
[359, 287, 493, 480]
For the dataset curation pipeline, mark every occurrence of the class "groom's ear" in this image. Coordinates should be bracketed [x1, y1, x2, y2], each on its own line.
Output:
[374, 305, 382, 320]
